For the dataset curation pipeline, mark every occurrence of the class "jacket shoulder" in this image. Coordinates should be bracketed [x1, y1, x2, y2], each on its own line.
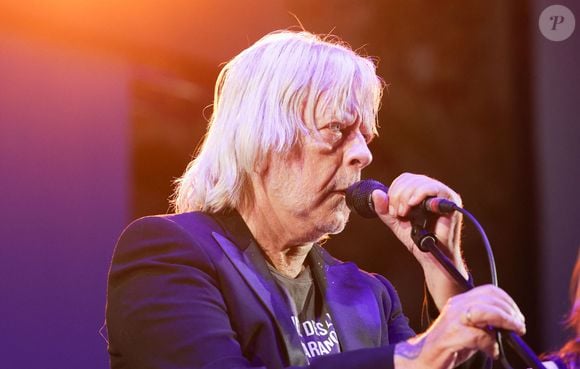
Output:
[110, 212, 225, 270]
[117, 211, 222, 243]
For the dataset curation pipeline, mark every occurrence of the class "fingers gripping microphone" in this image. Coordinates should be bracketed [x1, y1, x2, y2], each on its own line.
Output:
[345, 179, 458, 218]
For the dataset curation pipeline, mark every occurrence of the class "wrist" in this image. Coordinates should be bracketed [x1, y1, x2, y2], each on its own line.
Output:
[394, 335, 456, 369]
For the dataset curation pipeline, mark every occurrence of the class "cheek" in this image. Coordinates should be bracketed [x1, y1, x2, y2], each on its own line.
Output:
[265, 160, 304, 193]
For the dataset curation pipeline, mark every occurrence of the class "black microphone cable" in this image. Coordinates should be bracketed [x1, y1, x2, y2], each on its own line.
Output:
[448, 204, 513, 369]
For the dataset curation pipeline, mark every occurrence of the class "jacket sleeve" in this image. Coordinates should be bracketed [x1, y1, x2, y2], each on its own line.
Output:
[373, 273, 416, 345]
[106, 216, 401, 369]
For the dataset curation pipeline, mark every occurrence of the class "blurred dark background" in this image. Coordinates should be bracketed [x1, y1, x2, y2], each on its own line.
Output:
[0, 1, 578, 368]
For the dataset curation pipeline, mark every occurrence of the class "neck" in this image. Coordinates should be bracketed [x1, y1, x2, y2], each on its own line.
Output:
[263, 244, 312, 278]
[238, 204, 313, 279]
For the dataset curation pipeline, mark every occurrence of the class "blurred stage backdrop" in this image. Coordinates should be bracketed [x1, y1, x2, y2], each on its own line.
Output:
[0, 1, 578, 368]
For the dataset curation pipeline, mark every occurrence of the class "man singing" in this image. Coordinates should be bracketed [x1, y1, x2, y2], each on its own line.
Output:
[105, 30, 526, 369]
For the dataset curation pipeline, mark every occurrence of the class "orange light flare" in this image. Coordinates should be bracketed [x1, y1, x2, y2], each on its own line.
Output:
[0, 1, 291, 64]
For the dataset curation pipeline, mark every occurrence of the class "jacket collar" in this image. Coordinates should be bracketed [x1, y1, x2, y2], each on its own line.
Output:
[308, 245, 382, 350]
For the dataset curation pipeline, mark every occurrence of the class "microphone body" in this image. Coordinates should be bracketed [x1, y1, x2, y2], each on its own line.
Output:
[345, 179, 457, 218]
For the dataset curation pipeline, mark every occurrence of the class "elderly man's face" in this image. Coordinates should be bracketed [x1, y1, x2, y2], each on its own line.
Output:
[259, 107, 374, 243]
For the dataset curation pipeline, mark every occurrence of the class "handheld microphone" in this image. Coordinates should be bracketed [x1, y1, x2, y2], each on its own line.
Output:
[345, 179, 458, 218]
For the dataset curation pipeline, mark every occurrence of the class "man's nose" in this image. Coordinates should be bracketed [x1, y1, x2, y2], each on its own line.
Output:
[346, 131, 373, 169]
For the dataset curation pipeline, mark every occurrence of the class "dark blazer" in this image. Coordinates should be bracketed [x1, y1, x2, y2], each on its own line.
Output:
[105, 211, 418, 369]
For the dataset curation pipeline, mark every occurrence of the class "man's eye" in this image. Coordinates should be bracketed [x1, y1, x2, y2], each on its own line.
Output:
[328, 122, 342, 133]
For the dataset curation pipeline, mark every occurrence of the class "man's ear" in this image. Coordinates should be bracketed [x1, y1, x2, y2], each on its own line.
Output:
[254, 152, 271, 175]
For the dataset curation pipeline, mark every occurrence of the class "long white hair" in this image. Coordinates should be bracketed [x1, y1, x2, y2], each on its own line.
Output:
[172, 30, 384, 213]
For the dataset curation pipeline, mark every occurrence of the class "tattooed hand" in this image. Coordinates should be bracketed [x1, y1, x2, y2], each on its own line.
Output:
[393, 285, 526, 369]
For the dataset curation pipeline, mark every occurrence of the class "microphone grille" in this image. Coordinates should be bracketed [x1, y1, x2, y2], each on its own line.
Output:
[345, 179, 388, 218]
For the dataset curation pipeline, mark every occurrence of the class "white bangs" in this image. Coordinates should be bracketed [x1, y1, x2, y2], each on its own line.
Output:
[303, 49, 383, 138]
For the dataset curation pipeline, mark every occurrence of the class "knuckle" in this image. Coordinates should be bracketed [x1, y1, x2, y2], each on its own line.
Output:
[501, 314, 514, 329]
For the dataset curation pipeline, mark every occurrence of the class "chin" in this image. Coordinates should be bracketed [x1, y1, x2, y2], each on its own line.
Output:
[325, 206, 350, 235]
[306, 199, 351, 240]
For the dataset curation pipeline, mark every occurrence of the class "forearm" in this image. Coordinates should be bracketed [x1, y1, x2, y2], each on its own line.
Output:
[421, 250, 469, 311]
[421, 211, 469, 310]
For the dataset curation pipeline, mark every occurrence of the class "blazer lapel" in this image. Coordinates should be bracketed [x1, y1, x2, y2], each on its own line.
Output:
[310, 246, 382, 351]
[212, 232, 308, 366]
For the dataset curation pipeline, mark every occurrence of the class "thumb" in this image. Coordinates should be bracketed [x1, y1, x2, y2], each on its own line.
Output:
[371, 189, 389, 215]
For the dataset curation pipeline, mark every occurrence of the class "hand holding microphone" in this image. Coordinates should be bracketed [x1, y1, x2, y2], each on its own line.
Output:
[346, 173, 469, 310]
[346, 177, 459, 218]
[346, 173, 546, 369]
[346, 173, 464, 261]
[346, 173, 531, 369]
